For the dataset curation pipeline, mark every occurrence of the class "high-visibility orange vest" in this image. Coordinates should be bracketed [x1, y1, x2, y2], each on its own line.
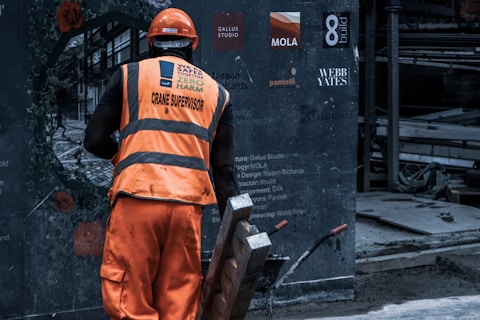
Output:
[107, 56, 230, 206]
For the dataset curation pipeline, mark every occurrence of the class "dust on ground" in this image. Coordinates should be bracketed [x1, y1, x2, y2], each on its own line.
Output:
[245, 254, 480, 319]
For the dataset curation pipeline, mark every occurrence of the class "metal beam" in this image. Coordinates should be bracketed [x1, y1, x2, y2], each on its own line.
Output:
[362, 0, 377, 192]
[386, 0, 402, 191]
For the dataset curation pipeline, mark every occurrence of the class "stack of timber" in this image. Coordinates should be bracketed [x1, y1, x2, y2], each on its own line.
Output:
[361, 108, 480, 204]
[445, 174, 480, 208]
[372, 108, 480, 170]
[197, 193, 271, 320]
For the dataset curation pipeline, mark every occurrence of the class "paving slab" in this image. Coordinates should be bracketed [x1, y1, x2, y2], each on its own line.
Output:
[310, 295, 480, 320]
[356, 191, 480, 235]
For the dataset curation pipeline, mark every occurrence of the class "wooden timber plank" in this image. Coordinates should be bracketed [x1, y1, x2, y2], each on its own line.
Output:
[232, 220, 252, 260]
[212, 292, 226, 318]
[446, 178, 480, 206]
[374, 117, 480, 141]
[228, 232, 271, 320]
[371, 150, 475, 169]
[220, 232, 255, 320]
[412, 107, 471, 122]
[356, 242, 480, 274]
[220, 258, 237, 295]
[198, 193, 271, 320]
[412, 108, 480, 125]
[198, 194, 253, 320]
[203, 232, 270, 320]
[398, 141, 480, 162]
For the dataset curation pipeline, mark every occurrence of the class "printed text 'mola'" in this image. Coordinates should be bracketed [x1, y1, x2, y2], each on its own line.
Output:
[271, 37, 299, 47]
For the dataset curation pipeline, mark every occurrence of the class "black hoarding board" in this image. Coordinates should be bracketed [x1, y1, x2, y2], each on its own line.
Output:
[0, 1, 32, 318]
[199, 0, 358, 296]
[0, 0, 357, 318]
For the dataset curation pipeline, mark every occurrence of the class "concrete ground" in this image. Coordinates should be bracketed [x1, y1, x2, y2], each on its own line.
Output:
[245, 253, 480, 319]
[311, 296, 480, 320]
[244, 202, 480, 319]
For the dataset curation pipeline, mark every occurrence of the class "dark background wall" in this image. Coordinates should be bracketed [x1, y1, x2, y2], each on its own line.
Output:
[0, 0, 358, 318]
[362, 0, 480, 117]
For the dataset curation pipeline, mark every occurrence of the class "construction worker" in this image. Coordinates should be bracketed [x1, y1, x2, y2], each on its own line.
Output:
[84, 8, 240, 320]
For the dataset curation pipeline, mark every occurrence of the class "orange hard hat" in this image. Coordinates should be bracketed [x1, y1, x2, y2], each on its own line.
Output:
[147, 8, 199, 50]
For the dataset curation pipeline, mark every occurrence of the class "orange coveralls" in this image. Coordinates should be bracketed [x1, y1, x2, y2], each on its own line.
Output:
[101, 197, 202, 319]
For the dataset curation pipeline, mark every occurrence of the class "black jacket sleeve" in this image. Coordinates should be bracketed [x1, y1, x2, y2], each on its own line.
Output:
[83, 69, 122, 160]
[211, 119, 241, 218]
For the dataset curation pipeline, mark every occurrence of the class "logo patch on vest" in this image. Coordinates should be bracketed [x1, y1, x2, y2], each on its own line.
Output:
[175, 63, 205, 93]
[159, 61, 174, 87]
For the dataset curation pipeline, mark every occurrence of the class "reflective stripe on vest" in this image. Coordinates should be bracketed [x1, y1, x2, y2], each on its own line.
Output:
[108, 56, 229, 206]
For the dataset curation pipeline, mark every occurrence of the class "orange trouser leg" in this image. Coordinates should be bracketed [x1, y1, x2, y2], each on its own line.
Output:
[100, 197, 202, 320]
